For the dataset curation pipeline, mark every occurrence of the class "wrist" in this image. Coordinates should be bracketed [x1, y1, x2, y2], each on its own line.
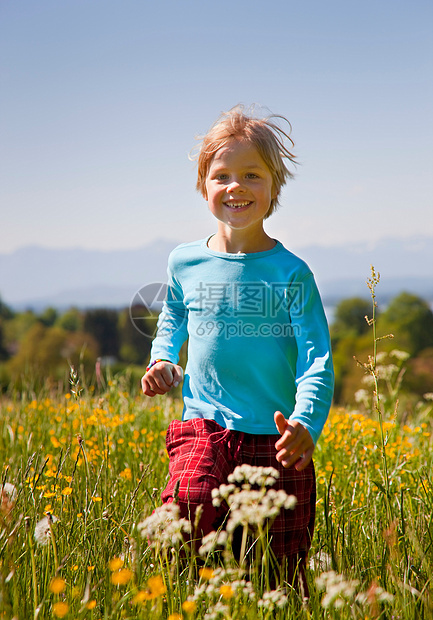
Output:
[146, 359, 172, 373]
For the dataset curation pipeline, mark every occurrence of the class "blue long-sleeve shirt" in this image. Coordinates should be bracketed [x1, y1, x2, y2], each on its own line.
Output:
[150, 237, 334, 444]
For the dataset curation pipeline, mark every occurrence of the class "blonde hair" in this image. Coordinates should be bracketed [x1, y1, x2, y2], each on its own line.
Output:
[194, 105, 296, 218]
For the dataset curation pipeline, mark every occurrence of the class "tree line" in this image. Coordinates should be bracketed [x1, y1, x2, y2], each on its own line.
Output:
[0, 291, 432, 406]
[0, 301, 155, 391]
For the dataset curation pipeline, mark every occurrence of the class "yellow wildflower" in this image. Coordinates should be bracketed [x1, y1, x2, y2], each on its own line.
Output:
[86, 600, 97, 609]
[182, 600, 197, 614]
[199, 567, 214, 580]
[49, 577, 66, 594]
[168, 615, 183, 620]
[61, 487, 73, 496]
[111, 568, 133, 586]
[119, 468, 132, 480]
[220, 585, 234, 599]
[108, 557, 124, 571]
[147, 575, 166, 597]
[52, 601, 69, 618]
[132, 590, 148, 604]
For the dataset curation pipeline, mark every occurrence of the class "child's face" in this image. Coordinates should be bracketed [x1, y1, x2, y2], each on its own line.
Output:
[204, 138, 276, 238]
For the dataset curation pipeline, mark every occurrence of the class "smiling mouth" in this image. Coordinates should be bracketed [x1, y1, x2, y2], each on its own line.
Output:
[224, 201, 252, 209]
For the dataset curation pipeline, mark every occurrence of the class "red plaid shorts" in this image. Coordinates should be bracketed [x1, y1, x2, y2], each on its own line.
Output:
[162, 418, 316, 563]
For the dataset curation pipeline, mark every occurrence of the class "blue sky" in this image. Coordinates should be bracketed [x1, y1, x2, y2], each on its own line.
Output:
[1, 0, 432, 253]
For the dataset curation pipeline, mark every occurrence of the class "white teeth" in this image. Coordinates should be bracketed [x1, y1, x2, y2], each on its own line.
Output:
[226, 201, 250, 208]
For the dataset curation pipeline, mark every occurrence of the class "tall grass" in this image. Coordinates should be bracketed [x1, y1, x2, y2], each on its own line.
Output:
[0, 270, 432, 618]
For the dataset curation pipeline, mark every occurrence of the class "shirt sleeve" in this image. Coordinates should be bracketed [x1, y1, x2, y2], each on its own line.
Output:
[148, 263, 189, 365]
[288, 272, 334, 444]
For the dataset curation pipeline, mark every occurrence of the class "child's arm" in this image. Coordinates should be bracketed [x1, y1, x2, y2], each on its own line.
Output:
[274, 411, 315, 471]
[284, 272, 334, 446]
[141, 361, 184, 396]
[141, 251, 188, 398]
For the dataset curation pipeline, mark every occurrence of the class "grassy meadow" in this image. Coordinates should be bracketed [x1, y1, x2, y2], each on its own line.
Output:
[1, 276, 433, 619]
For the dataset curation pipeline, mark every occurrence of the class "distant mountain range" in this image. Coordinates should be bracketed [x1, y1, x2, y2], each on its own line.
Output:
[1, 236, 432, 311]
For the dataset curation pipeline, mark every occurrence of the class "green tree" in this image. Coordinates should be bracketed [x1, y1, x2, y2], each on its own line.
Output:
[378, 292, 433, 355]
[0, 322, 9, 361]
[56, 307, 83, 332]
[332, 297, 372, 340]
[39, 306, 58, 327]
[83, 309, 120, 358]
[6, 323, 98, 388]
[3, 310, 38, 350]
[0, 295, 14, 320]
[118, 306, 152, 364]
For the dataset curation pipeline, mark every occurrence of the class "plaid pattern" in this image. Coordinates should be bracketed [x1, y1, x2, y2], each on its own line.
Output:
[162, 418, 316, 563]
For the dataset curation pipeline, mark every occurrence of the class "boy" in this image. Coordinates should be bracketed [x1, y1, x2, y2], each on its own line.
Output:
[142, 105, 334, 586]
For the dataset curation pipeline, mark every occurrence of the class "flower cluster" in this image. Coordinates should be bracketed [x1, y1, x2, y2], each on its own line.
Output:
[211, 465, 297, 534]
[199, 530, 229, 556]
[1, 482, 17, 518]
[137, 503, 191, 550]
[315, 570, 394, 612]
[227, 464, 280, 487]
[186, 567, 256, 619]
[315, 570, 360, 609]
[34, 514, 59, 546]
[257, 588, 289, 611]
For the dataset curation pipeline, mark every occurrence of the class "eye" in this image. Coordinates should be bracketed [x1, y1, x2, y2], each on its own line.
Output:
[245, 172, 259, 179]
[216, 173, 229, 181]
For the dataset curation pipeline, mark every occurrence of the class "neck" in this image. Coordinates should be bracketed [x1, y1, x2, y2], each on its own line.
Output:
[208, 229, 276, 254]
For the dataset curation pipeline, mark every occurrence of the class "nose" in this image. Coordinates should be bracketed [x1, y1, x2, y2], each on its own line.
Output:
[227, 179, 245, 193]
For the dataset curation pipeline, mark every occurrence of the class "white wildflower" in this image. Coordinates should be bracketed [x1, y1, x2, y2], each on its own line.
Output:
[137, 503, 191, 549]
[207, 567, 246, 588]
[227, 464, 280, 487]
[199, 530, 229, 556]
[356, 586, 394, 606]
[1, 482, 18, 515]
[258, 588, 288, 610]
[204, 602, 230, 619]
[211, 484, 236, 507]
[315, 570, 359, 609]
[212, 486, 297, 533]
[210, 466, 297, 534]
[1, 482, 17, 503]
[389, 349, 410, 362]
[354, 389, 369, 405]
[193, 567, 256, 614]
[375, 352, 388, 363]
[34, 514, 58, 546]
[423, 392, 433, 401]
[376, 364, 399, 380]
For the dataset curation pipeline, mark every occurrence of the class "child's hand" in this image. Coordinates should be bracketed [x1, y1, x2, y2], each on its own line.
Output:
[274, 411, 315, 471]
[141, 362, 183, 397]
